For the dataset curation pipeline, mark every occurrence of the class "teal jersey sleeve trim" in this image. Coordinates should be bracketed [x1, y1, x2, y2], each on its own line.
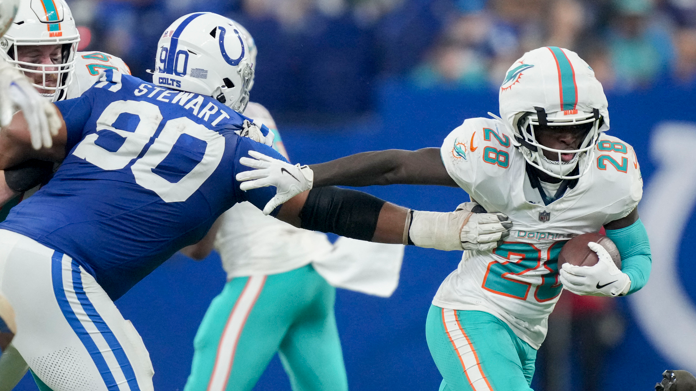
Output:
[605, 218, 652, 295]
[270, 128, 282, 142]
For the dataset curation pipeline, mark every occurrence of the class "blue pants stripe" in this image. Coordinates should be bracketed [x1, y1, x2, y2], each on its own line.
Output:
[69, 260, 140, 391]
[51, 251, 117, 388]
[51, 252, 141, 390]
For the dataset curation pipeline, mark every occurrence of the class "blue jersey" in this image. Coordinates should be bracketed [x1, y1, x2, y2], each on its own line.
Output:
[0, 71, 284, 299]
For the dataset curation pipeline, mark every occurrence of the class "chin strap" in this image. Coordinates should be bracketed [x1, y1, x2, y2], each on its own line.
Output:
[534, 106, 548, 126]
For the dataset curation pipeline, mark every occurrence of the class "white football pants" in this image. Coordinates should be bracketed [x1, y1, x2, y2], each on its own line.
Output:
[0, 229, 154, 390]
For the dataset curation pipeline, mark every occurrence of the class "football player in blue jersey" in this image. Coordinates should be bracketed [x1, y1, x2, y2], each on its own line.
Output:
[0, 1, 133, 388]
[0, 12, 510, 391]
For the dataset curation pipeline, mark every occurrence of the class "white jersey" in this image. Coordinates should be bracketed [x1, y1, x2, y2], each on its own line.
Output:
[65, 51, 131, 100]
[215, 103, 404, 296]
[434, 117, 643, 348]
[215, 102, 333, 278]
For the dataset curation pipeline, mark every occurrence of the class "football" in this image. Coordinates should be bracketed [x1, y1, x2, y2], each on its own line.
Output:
[558, 232, 621, 269]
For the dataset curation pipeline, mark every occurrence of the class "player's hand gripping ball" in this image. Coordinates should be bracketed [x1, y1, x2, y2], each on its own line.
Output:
[558, 233, 630, 297]
[558, 233, 621, 268]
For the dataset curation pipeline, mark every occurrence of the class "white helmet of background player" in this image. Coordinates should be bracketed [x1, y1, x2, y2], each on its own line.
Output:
[0, 0, 19, 38]
[0, 0, 79, 101]
[153, 12, 254, 112]
[498, 46, 610, 180]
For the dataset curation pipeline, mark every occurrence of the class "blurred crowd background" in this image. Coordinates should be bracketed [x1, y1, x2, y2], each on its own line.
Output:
[35, 1, 692, 390]
[66, 0, 696, 124]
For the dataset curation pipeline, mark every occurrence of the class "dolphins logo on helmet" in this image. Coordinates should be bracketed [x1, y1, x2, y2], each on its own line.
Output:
[501, 63, 534, 91]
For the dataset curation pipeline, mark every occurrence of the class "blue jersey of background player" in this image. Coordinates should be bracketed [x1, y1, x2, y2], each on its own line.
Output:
[0, 69, 281, 301]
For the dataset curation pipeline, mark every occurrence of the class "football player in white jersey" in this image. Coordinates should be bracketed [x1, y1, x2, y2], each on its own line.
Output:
[0, 0, 62, 201]
[0, 0, 131, 214]
[181, 24, 406, 391]
[0, 0, 60, 152]
[0, 0, 131, 207]
[237, 46, 652, 390]
[0, 1, 130, 389]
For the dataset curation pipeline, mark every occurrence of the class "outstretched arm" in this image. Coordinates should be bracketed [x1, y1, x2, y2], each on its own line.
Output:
[276, 188, 409, 243]
[237, 146, 511, 251]
[310, 148, 458, 187]
[237, 148, 458, 215]
[274, 188, 510, 251]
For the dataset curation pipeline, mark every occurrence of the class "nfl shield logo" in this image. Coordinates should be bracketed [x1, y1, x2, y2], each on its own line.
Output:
[539, 211, 551, 222]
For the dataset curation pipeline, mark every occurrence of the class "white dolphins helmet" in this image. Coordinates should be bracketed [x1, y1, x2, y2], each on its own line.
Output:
[0, 0, 19, 38]
[152, 12, 254, 113]
[499, 46, 610, 180]
[0, 0, 80, 101]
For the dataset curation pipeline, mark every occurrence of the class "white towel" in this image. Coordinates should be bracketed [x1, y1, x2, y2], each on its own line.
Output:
[312, 237, 405, 298]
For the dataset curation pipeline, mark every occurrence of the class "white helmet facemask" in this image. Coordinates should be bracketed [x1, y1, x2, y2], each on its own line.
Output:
[0, 0, 79, 102]
[498, 46, 610, 180]
[513, 108, 602, 179]
[152, 12, 254, 113]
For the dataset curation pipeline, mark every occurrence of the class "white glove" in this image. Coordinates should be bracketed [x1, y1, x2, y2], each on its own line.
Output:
[457, 202, 512, 251]
[559, 242, 630, 297]
[236, 150, 313, 214]
[236, 120, 274, 147]
[408, 202, 512, 251]
[0, 60, 61, 150]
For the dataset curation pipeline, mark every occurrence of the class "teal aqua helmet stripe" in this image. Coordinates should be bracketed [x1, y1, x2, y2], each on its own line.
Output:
[547, 47, 577, 111]
[41, 0, 61, 31]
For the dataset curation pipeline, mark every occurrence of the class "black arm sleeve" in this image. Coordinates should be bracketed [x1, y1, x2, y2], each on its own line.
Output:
[4, 160, 54, 192]
[299, 186, 386, 241]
